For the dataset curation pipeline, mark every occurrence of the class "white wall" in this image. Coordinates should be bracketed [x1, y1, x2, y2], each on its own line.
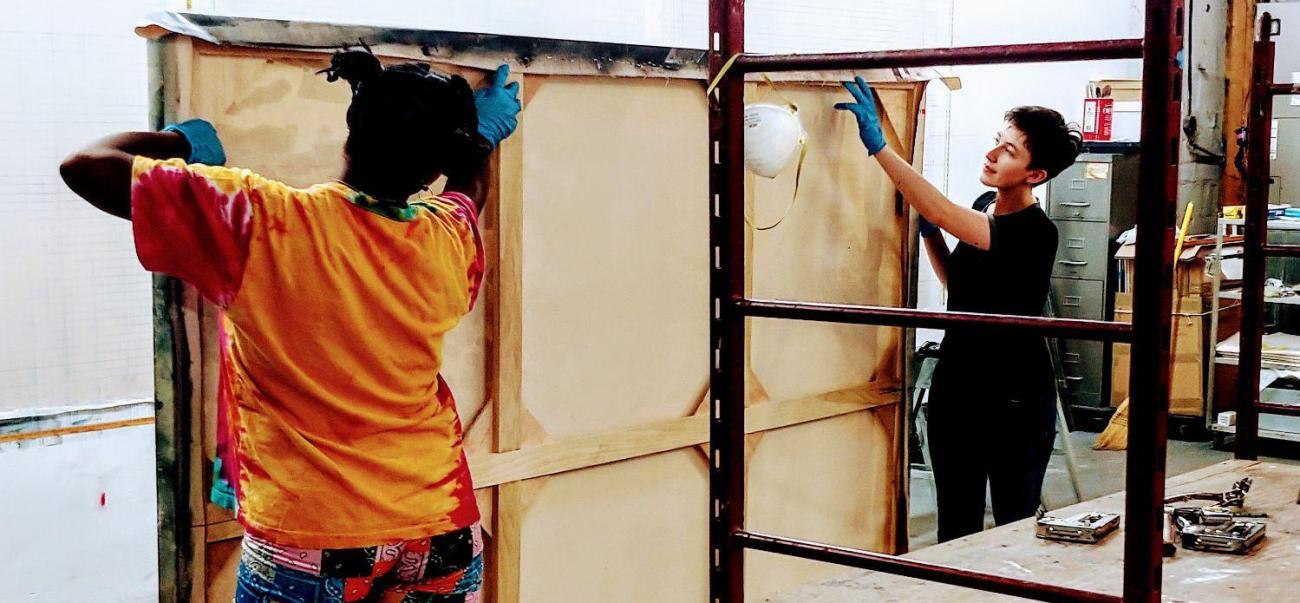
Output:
[0, 1, 184, 414]
[1, 2, 956, 601]
[0, 0, 959, 415]
[192, 0, 706, 48]
[2, 4, 173, 596]
[193, 0, 953, 52]
[914, 0, 1145, 346]
[946, 0, 1143, 205]
[0, 404, 158, 602]
[4, 0, 958, 412]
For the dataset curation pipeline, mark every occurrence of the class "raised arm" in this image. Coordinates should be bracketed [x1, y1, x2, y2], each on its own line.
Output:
[59, 120, 224, 220]
[446, 64, 522, 213]
[835, 77, 993, 251]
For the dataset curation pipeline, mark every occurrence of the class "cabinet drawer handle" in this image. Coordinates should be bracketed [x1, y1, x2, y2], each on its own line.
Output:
[1058, 260, 1089, 266]
[1064, 295, 1082, 307]
[1061, 201, 1092, 207]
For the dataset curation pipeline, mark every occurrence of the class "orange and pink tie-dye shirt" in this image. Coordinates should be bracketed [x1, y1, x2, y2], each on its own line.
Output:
[132, 156, 484, 548]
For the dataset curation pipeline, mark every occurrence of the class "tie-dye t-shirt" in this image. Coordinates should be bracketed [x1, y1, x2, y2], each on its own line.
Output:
[132, 156, 484, 548]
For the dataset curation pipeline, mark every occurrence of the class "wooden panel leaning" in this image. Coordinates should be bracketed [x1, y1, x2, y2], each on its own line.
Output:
[143, 14, 924, 602]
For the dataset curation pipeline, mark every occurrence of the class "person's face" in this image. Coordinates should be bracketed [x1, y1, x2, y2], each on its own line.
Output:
[979, 123, 1047, 189]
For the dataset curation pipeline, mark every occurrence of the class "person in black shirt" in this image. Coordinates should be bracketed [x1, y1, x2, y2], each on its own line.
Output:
[836, 77, 1082, 542]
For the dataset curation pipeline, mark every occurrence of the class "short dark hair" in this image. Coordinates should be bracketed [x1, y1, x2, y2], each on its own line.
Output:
[322, 50, 492, 199]
[1004, 106, 1083, 184]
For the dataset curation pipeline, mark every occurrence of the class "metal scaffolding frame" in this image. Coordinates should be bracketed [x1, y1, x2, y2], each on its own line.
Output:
[1234, 12, 1300, 458]
[707, 1, 1184, 601]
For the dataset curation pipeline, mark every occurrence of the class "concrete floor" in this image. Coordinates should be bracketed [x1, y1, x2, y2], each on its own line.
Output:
[907, 430, 1234, 548]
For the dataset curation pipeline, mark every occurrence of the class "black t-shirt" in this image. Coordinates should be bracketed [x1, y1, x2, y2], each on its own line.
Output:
[936, 191, 1059, 398]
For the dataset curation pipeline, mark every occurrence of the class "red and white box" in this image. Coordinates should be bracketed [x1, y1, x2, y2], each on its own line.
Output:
[1082, 97, 1114, 141]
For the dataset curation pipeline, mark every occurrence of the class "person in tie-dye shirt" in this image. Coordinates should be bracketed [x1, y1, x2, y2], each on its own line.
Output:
[59, 50, 521, 602]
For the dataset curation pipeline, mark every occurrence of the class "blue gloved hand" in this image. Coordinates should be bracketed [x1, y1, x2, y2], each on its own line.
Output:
[919, 214, 940, 238]
[474, 64, 522, 149]
[834, 76, 887, 155]
[163, 118, 226, 166]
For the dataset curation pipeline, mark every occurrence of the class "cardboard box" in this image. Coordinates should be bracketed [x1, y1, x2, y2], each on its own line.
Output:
[1083, 98, 1114, 141]
[1085, 79, 1141, 141]
[1088, 79, 1143, 102]
[1113, 238, 1245, 298]
[1109, 239, 1245, 418]
[1111, 292, 1207, 417]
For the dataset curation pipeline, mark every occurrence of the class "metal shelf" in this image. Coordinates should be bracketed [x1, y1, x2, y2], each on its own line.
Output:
[1213, 355, 1300, 371]
[1216, 217, 1300, 229]
[1209, 215, 1300, 446]
[1218, 290, 1300, 305]
[1209, 423, 1300, 444]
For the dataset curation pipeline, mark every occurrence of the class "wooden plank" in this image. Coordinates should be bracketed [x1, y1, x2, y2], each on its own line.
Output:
[182, 40, 673, 79]
[153, 34, 195, 603]
[181, 287, 207, 531]
[179, 45, 209, 591]
[1221, 0, 1258, 208]
[187, 526, 207, 603]
[0, 417, 153, 444]
[490, 80, 526, 458]
[203, 538, 242, 603]
[493, 482, 523, 603]
[179, 38, 937, 85]
[151, 276, 185, 603]
[891, 83, 926, 555]
[770, 459, 1300, 602]
[490, 71, 527, 603]
[470, 383, 899, 488]
[1162, 458, 1257, 488]
[204, 520, 244, 544]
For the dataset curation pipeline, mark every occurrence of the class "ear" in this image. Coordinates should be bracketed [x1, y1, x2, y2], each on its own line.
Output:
[1027, 168, 1049, 186]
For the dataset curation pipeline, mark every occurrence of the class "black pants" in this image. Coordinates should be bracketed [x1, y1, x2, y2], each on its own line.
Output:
[926, 371, 1057, 543]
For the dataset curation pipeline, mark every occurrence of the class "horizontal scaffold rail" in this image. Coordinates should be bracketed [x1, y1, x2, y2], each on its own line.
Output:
[734, 531, 1121, 603]
[736, 298, 1133, 342]
[732, 39, 1144, 73]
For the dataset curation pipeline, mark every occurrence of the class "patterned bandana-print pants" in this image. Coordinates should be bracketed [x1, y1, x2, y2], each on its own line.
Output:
[235, 523, 483, 602]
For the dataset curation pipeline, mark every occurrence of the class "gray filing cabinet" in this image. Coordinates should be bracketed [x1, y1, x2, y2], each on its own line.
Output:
[1046, 149, 1138, 424]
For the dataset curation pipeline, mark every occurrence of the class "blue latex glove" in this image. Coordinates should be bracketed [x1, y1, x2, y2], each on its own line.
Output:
[834, 76, 887, 155]
[474, 64, 522, 149]
[919, 214, 940, 238]
[163, 118, 226, 166]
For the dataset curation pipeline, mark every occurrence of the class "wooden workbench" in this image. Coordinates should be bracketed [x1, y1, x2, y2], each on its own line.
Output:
[770, 460, 1300, 602]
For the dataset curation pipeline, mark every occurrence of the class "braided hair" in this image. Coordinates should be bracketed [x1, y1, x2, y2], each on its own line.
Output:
[320, 49, 492, 200]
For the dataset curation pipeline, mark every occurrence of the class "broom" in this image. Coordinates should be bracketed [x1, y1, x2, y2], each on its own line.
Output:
[1094, 398, 1129, 450]
[1095, 202, 1195, 450]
